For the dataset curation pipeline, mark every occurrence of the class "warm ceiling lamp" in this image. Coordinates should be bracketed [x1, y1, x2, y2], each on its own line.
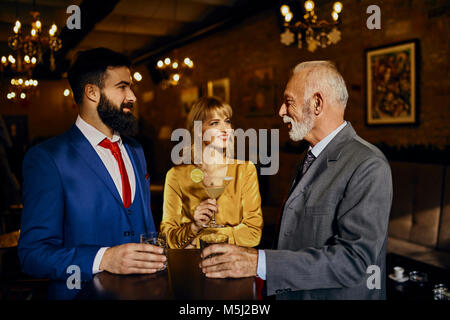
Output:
[6, 77, 38, 102]
[1, 3, 62, 101]
[133, 72, 143, 82]
[155, 56, 194, 88]
[279, 1, 343, 52]
[2, 11, 62, 74]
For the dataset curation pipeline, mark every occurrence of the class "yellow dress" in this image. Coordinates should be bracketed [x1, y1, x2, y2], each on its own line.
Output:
[160, 160, 263, 249]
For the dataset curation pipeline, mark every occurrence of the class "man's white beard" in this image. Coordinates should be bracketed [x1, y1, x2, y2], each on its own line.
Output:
[283, 107, 314, 142]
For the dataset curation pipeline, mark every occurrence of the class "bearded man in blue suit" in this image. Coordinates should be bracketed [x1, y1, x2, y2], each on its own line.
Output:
[18, 48, 166, 295]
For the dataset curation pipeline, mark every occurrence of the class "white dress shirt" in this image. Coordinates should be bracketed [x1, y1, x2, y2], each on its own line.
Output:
[257, 121, 347, 280]
[75, 115, 136, 274]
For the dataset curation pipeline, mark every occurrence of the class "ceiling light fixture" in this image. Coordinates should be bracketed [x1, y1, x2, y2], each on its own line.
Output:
[155, 55, 194, 88]
[279, 1, 343, 52]
[1, 1, 62, 101]
[133, 72, 143, 82]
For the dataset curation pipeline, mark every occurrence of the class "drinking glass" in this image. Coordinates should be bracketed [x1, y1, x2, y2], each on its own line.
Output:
[201, 174, 232, 228]
[140, 232, 168, 270]
[408, 271, 428, 286]
[199, 233, 229, 259]
[432, 284, 449, 300]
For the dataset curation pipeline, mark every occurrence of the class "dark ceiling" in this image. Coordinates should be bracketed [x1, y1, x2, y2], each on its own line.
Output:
[0, 0, 277, 79]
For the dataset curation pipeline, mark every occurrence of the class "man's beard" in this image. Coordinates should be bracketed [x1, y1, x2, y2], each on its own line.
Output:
[283, 101, 314, 142]
[97, 93, 138, 136]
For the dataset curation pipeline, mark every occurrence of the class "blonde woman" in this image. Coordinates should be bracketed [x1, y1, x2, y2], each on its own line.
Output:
[160, 97, 263, 249]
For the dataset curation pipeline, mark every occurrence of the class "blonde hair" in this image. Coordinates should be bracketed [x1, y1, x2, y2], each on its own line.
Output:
[183, 97, 233, 164]
[186, 96, 232, 135]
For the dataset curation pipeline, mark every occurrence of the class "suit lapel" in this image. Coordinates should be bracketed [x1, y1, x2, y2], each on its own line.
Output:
[68, 125, 123, 206]
[284, 151, 328, 209]
[283, 122, 357, 209]
[124, 140, 150, 233]
[285, 155, 305, 198]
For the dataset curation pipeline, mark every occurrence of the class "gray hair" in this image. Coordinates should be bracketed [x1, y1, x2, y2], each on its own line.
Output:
[293, 61, 348, 108]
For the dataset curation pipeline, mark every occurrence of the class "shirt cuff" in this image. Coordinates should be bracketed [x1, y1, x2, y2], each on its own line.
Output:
[257, 249, 266, 280]
[93, 247, 109, 274]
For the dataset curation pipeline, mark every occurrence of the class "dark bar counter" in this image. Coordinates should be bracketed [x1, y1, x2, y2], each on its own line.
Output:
[75, 249, 257, 300]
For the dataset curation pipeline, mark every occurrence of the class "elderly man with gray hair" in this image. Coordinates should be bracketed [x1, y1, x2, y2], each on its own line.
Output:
[199, 61, 393, 300]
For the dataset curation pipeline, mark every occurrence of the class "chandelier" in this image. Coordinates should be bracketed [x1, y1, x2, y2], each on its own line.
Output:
[155, 56, 194, 89]
[6, 77, 39, 101]
[279, 1, 343, 52]
[1, 7, 62, 101]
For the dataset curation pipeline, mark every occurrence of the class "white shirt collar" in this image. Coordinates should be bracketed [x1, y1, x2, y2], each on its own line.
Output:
[309, 121, 347, 158]
[75, 115, 122, 147]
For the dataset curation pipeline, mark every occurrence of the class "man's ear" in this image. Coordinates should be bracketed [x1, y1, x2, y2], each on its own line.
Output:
[84, 84, 100, 103]
[313, 93, 323, 116]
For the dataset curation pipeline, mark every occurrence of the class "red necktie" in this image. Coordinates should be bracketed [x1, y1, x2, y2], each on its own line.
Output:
[99, 138, 131, 208]
[255, 277, 265, 300]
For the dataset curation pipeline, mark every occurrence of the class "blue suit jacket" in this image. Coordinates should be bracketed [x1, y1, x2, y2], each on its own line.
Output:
[18, 125, 156, 281]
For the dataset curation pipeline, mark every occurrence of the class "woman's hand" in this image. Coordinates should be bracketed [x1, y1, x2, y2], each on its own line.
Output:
[191, 199, 218, 234]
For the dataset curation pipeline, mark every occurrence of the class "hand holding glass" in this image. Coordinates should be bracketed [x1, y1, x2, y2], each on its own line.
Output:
[201, 174, 232, 228]
[200, 233, 229, 259]
[140, 232, 168, 271]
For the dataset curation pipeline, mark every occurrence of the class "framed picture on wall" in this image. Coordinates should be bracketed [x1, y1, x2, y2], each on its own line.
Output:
[207, 78, 230, 104]
[241, 66, 277, 117]
[365, 39, 419, 125]
[180, 86, 199, 116]
[2, 115, 29, 147]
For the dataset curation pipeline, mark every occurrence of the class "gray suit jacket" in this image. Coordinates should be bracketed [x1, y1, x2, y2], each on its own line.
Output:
[265, 123, 392, 300]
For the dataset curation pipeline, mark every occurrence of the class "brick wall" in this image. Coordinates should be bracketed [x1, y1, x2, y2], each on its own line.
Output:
[0, 79, 77, 144]
[1, 0, 448, 183]
[134, 0, 450, 160]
